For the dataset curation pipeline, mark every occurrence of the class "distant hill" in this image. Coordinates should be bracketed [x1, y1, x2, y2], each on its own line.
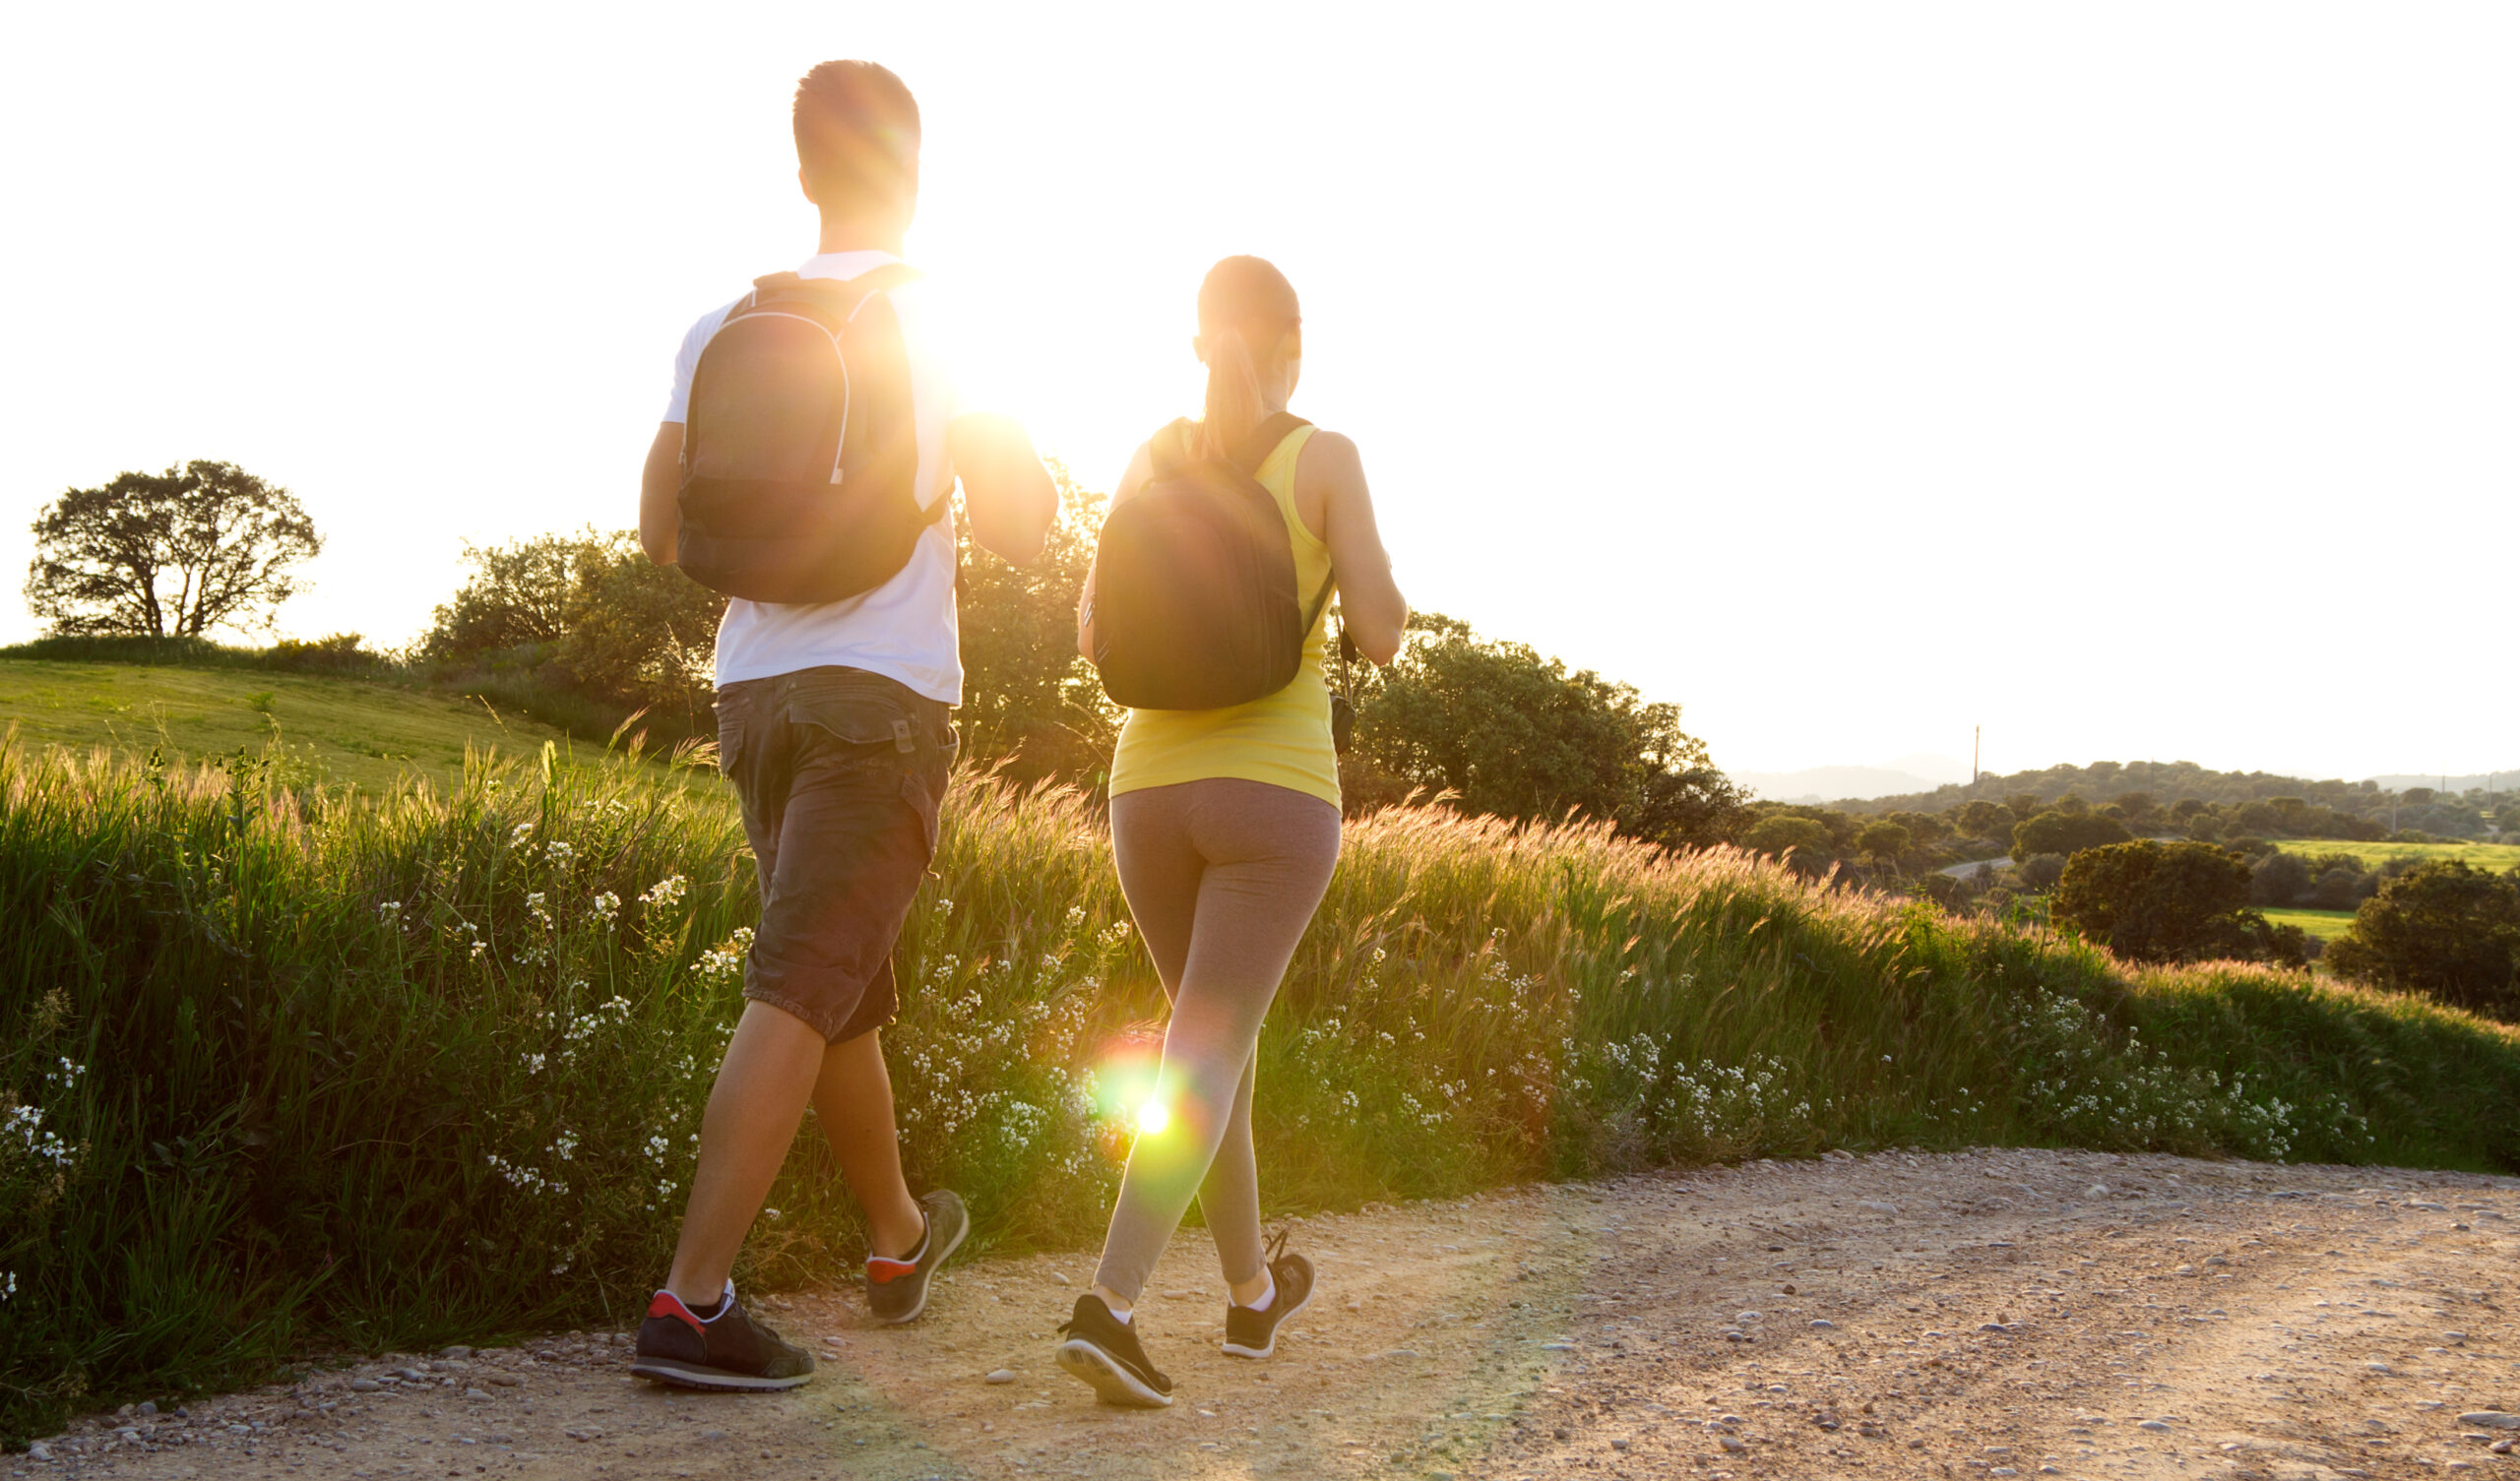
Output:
[1739, 766, 1947, 803]
[1833, 758, 2517, 818]
[2369, 772, 2518, 796]
[1739, 753, 1972, 803]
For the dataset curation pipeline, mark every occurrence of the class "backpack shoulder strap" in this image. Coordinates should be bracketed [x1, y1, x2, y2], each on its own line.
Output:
[742, 264, 926, 328]
[1231, 412, 1312, 475]
[1145, 419, 1198, 482]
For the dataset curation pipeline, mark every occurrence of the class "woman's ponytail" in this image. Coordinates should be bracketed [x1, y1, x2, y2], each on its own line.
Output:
[1199, 325, 1267, 463]
[1194, 256, 1301, 463]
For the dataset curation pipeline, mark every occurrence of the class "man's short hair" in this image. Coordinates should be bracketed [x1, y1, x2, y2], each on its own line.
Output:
[793, 61, 920, 213]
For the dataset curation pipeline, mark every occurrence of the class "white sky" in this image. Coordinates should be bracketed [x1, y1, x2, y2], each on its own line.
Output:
[3, 2, 2511, 782]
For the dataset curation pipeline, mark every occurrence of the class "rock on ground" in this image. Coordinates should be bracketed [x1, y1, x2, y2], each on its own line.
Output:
[14, 1148, 2519, 1480]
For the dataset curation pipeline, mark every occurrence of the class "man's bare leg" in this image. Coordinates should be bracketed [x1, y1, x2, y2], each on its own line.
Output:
[663, 999, 829, 1307]
[811, 1027, 925, 1260]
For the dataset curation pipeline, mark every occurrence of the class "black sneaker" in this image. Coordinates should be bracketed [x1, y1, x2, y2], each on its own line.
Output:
[630, 1283, 814, 1391]
[1054, 1294, 1174, 1407]
[1222, 1229, 1316, 1359]
[865, 1189, 969, 1326]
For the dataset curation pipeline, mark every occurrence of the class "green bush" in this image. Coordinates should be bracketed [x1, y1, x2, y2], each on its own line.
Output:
[2327, 861, 2520, 1018]
[2011, 810, 2133, 861]
[2052, 839, 2302, 966]
[4, 743, 2519, 1442]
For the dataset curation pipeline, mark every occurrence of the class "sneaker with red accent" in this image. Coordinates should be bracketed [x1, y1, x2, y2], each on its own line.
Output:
[866, 1189, 968, 1326]
[629, 1281, 814, 1391]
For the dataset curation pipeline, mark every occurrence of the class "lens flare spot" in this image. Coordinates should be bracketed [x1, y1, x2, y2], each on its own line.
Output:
[1137, 1097, 1170, 1136]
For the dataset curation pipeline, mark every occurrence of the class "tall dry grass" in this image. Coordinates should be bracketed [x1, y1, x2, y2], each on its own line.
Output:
[4, 736, 2516, 1440]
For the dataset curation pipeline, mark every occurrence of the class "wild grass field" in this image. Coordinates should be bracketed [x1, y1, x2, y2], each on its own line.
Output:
[5, 730, 2519, 1445]
[2272, 837, 2520, 871]
[0, 657, 575, 792]
[2258, 906, 2358, 943]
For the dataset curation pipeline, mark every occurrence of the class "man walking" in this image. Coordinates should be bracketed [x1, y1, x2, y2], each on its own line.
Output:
[628, 59, 1058, 1390]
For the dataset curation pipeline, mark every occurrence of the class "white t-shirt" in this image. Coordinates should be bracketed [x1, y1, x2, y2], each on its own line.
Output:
[663, 251, 963, 701]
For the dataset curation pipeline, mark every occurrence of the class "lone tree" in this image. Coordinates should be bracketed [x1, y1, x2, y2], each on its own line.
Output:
[2050, 838, 2305, 966]
[2325, 860, 2520, 1018]
[26, 461, 322, 637]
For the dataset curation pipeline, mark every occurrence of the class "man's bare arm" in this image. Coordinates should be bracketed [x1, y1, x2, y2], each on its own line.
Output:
[639, 423, 683, 565]
[949, 413, 1057, 567]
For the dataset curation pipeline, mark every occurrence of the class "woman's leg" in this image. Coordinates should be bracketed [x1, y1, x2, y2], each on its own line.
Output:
[1198, 1048, 1266, 1292]
[1092, 781, 1340, 1307]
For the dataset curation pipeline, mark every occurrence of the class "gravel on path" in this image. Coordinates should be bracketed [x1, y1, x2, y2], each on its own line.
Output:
[15, 1148, 2517, 1481]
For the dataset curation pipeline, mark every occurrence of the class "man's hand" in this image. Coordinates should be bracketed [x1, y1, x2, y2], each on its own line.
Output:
[949, 413, 1057, 566]
[640, 422, 684, 565]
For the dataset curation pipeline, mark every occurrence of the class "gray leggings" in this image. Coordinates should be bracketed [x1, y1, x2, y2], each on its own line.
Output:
[1091, 778, 1342, 1301]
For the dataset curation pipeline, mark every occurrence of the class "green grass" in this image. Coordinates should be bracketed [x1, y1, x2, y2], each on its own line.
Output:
[2274, 838, 2520, 871]
[2262, 907, 2359, 943]
[0, 658, 577, 792]
[4, 741, 2518, 1442]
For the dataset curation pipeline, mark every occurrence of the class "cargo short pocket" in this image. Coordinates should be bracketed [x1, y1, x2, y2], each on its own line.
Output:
[787, 692, 924, 755]
[900, 765, 945, 854]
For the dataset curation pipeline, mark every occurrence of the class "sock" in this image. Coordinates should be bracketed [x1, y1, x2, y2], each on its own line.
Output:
[1232, 1268, 1278, 1312]
[667, 1279, 734, 1323]
[901, 1211, 931, 1265]
[1108, 1302, 1134, 1326]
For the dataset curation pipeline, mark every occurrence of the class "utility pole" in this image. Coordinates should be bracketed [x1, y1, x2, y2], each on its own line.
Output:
[1973, 725, 1981, 791]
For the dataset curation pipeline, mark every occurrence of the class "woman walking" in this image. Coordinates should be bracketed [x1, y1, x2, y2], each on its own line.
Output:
[1055, 256, 1408, 1406]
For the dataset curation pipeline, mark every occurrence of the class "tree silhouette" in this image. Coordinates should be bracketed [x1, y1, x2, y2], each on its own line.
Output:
[26, 461, 322, 637]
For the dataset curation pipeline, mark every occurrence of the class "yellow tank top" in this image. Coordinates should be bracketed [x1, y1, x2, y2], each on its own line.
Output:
[1108, 423, 1340, 809]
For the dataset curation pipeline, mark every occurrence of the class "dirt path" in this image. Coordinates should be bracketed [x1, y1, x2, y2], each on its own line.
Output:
[20, 1149, 2520, 1481]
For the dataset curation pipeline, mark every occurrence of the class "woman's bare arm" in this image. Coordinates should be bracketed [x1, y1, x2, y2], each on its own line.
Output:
[1298, 432, 1408, 664]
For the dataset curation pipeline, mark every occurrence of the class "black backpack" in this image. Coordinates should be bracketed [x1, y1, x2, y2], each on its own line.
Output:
[1091, 412, 1332, 711]
[674, 267, 948, 604]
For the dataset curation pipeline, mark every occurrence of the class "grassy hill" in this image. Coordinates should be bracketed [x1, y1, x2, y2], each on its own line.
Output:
[0, 657, 578, 791]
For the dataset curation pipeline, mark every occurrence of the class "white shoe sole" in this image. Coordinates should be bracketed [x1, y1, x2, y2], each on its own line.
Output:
[1055, 1338, 1173, 1407]
[628, 1356, 812, 1392]
[1220, 1276, 1315, 1359]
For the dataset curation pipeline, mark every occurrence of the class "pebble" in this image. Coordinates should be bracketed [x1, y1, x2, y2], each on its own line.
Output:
[27, 1443, 51, 1461]
[440, 1345, 472, 1359]
[1809, 1319, 1836, 1329]
[2366, 1362, 2393, 1374]
[1858, 1202, 1899, 1215]
[985, 1370, 1017, 1385]
[136, 1401, 158, 1416]
[348, 1379, 381, 1393]
[1610, 1438, 1630, 1450]
[2139, 1419, 2172, 1432]
[2458, 1412, 2520, 1430]
[1719, 1436, 1748, 1452]
[2087, 1184, 2110, 1198]
[463, 1388, 490, 1401]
